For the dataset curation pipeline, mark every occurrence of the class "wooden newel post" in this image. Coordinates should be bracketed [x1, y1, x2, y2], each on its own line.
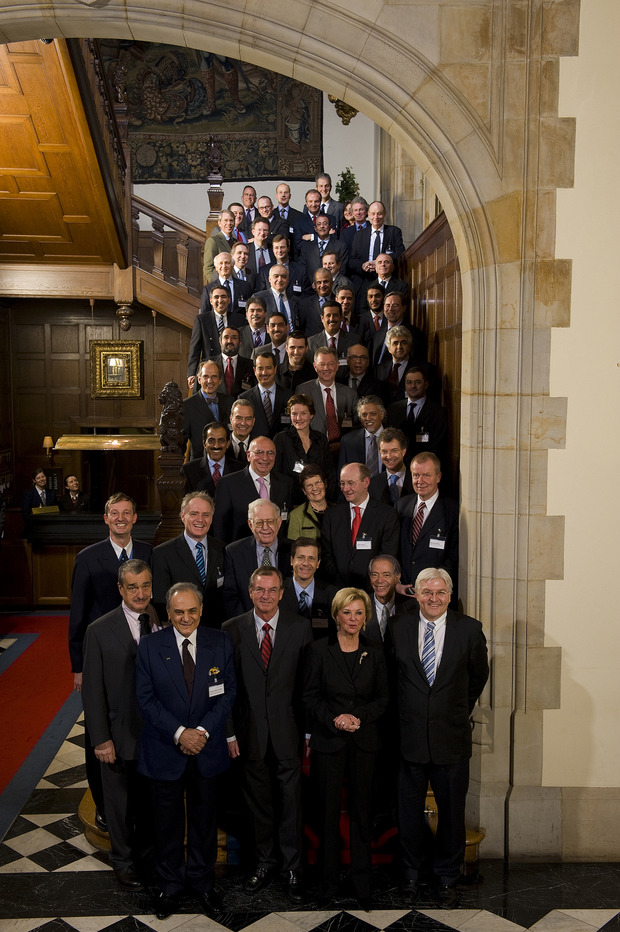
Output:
[154, 381, 185, 547]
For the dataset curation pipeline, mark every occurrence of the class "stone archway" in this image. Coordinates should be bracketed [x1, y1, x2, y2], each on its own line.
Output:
[1, 0, 579, 857]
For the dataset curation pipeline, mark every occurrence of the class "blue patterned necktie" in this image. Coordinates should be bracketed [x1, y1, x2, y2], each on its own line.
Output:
[389, 474, 399, 505]
[119, 549, 128, 564]
[422, 621, 436, 685]
[195, 541, 206, 585]
[298, 589, 311, 618]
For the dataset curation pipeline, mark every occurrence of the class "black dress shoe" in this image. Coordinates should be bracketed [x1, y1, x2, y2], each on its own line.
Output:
[356, 895, 372, 912]
[244, 867, 272, 895]
[286, 870, 304, 904]
[401, 879, 419, 903]
[114, 867, 143, 891]
[198, 889, 223, 915]
[436, 884, 459, 909]
[154, 891, 178, 920]
[94, 810, 108, 832]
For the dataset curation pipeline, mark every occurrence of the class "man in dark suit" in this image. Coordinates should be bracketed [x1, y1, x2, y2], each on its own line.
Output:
[136, 582, 236, 919]
[278, 331, 316, 392]
[239, 184, 258, 234]
[338, 395, 386, 472]
[259, 234, 310, 296]
[212, 326, 254, 400]
[321, 462, 399, 590]
[371, 290, 426, 368]
[369, 427, 414, 505]
[238, 349, 291, 438]
[337, 343, 390, 405]
[297, 346, 359, 441]
[69, 493, 152, 826]
[187, 285, 248, 387]
[298, 268, 335, 335]
[181, 422, 243, 494]
[296, 188, 338, 247]
[375, 326, 417, 403]
[21, 466, 58, 518]
[211, 436, 294, 543]
[245, 218, 275, 278]
[391, 567, 488, 908]
[274, 183, 305, 254]
[59, 474, 90, 512]
[365, 554, 414, 642]
[231, 241, 259, 292]
[361, 253, 408, 303]
[203, 252, 253, 316]
[82, 559, 156, 890]
[386, 366, 449, 464]
[223, 565, 312, 902]
[183, 359, 234, 460]
[356, 286, 385, 340]
[316, 172, 344, 229]
[239, 296, 270, 357]
[334, 283, 360, 336]
[339, 196, 369, 252]
[255, 264, 302, 331]
[223, 499, 291, 617]
[280, 536, 336, 634]
[299, 214, 348, 279]
[151, 492, 226, 628]
[306, 301, 358, 361]
[203, 209, 237, 281]
[349, 200, 406, 286]
[396, 452, 458, 591]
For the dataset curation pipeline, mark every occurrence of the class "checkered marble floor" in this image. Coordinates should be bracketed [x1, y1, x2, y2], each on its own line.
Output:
[0, 714, 619, 932]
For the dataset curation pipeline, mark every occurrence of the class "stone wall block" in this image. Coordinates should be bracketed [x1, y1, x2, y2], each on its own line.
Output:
[534, 258, 572, 328]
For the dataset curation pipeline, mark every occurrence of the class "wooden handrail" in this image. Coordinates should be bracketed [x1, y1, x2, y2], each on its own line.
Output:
[132, 196, 206, 244]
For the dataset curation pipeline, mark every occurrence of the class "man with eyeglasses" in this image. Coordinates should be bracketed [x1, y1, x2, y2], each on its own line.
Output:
[223, 565, 312, 903]
[390, 566, 488, 910]
[320, 462, 399, 590]
[211, 436, 294, 543]
[82, 559, 158, 891]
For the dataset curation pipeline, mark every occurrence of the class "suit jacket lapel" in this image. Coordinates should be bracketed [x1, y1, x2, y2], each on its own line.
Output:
[240, 612, 264, 673]
[159, 628, 188, 704]
[417, 499, 445, 543]
[110, 608, 137, 658]
[176, 536, 204, 588]
[206, 540, 223, 588]
[433, 612, 457, 686]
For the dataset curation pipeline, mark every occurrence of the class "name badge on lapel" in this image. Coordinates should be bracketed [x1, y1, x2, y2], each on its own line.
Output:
[356, 533, 372, 550]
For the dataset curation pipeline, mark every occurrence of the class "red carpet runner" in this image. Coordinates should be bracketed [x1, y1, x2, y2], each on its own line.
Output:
[0, 615, 72, 793]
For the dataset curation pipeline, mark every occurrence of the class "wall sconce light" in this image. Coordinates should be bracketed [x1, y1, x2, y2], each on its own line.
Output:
[43, 436, 54, 458]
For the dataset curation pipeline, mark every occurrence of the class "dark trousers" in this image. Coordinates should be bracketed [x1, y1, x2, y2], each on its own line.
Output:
[100, 757, 152, 872]
[84, 723, 105, 816]
[243, 738, 302, 873]
[151, 759, 217, 896]
[314, 742, 377, 898]
[398, 757, 469, 885]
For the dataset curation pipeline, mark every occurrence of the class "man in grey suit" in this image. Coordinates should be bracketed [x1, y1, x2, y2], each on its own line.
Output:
[297, 345, 358, 441]
[223, 566, 312, 903]
[151, 492, 226, 628]
[82, 559, 157, 890]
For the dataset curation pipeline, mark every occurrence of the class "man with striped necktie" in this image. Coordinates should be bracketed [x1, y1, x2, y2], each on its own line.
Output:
[390, 567, 488, 910]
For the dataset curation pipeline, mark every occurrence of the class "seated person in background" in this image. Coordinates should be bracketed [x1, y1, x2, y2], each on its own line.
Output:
[181, 422, 244, 494]
[287, 465, 336, 543]
[280, 536, 337, 630]
[273, 394, 336, 505]
[223, 499, 291, 618]
[22, 467, 58, 518]
[60, 474, 90, 513]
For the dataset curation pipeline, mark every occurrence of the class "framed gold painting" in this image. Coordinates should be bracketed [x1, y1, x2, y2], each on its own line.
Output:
[89, 341, 144, 399]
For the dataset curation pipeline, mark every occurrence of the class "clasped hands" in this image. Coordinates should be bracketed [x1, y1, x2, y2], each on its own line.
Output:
[333, 713, 360, 732]
[179, 727, 207, 755]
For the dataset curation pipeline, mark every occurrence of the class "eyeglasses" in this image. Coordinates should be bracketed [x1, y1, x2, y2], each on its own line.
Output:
[252, 519, 278, 528]
[250, 449, 276, 457]
[419, 589, 449, 598]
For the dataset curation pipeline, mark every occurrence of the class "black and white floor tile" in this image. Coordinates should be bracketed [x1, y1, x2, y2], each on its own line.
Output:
[0, 714, 619, 932]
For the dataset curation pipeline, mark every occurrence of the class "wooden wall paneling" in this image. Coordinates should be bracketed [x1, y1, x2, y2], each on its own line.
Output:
[32, 544, 74, 604]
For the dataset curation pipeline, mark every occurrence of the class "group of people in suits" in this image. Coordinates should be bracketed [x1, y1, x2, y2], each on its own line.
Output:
[21, 469, 90, 520]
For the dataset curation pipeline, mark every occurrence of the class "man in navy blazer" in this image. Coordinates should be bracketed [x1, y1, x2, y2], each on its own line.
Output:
[183, 360, 234, 460]
[69, 493, 152, 826]
[212, 437, 293, 543]
[223, 566, 312, 902]
[180, 421, 244, 494]
[349, 201, 405, 284]
[390, 567, 488, 908]
[21, 467, 58, 519]
[238, 348, 292, 438]
[136, 582, 236, 919]
[223, 500, 291, 618]
[187, 285, 248, 385]
[321, 463, 399, 590]
[396, 453, 458, 592]
[151, 492, 226, 628]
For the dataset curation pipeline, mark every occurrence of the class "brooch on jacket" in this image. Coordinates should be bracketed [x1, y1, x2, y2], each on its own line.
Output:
[359, 651, 368, 665]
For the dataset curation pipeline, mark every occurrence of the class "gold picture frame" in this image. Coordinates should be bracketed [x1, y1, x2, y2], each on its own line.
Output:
[89, 341, 144, 399]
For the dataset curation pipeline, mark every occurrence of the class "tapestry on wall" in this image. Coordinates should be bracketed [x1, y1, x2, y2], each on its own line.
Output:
[100, 41, 323, 183]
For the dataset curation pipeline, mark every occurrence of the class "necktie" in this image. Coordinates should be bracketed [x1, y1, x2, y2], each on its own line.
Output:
[324, 387, 340, 442]
[298, 589, 311, 618]
[138, 613, 151, 638]
[195, 541, 206, 584]
[260, 623, 272, 668]
[366, 433, 379, 476]
[407, 402, 416, 421]
[262, 390, 273, 426]
[389, 474, 400, 505]
[119, 549, 128, 564]
[39, 489, 46, 505]
[257, 476, 269, 500]
[279, 293, 291, 330]
[216, 313, 224, 333]
[211, 462, 221, 488]
[182, 638, 195, 696]
[318, 240, 325, 256]
[350, 377, 359, 391]
[261, 546, 272, 567]
[311, 214, 316, 226]
[389, 363, 400, 391]
[422, 621, 436, 685]
[258, 248, 266, 268]
[329, 336, 336, 349]
[351, 505, 362, 545]
[238, 270, 246, 281]
[246, 208, 253, 224]
[205, 395, 219, 418]
[380, 605, 389, 640]
[238, 440, 246, 461]
[372, 231, 381, 259]
[227, 279, 234, 306]
[225, 357, 234, 394]
[411, 500, 426, 546]
[280, 207, 286, 219]
[253, 329, 261, 347]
